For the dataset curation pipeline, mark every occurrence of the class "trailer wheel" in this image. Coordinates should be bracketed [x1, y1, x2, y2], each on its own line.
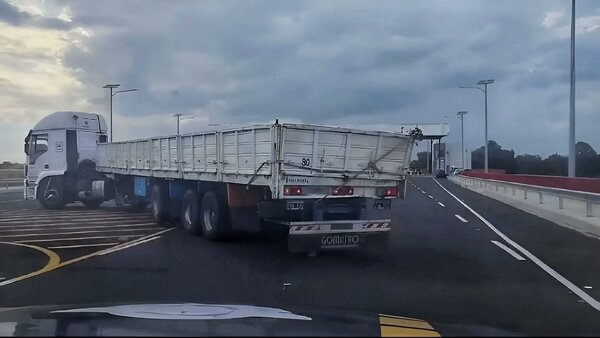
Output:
[38, 177, 66, 209]
[150, 183, 169, 224]
[181, 190, 202, 235]
[200, 190, 230, 240]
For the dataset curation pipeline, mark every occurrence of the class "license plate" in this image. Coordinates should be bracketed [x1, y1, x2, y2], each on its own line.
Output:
[286, 201, 304, 210]
[321, 234, 360, 247]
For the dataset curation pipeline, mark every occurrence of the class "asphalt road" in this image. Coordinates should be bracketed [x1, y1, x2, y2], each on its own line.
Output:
[1, 177, 599, 336]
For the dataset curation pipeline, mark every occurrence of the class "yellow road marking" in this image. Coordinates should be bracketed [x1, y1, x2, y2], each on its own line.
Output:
[0, 228, 173, 287]
[0, 241, 60, 287]
[379, 316, 434, 330]
[56, 228, 173, 267]
[379, 314, 440, 337]
[97, 236, 161, 255]
[380, 325, 441, 337]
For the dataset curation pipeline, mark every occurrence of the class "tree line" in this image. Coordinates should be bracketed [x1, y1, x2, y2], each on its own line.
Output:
[0, 161, 23, 170]
[410, 140, 600, 178]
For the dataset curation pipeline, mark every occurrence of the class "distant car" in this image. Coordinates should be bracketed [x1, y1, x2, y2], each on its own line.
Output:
[435, 170, 447, 178]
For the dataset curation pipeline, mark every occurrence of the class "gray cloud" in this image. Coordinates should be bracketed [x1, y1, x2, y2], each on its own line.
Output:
[3, 0, 600, 162]
[0, 0, 71, 30]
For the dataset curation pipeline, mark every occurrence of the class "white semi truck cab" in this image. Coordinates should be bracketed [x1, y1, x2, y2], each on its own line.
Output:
[25, 111, 416, 253]
[24, 111, 109, 208]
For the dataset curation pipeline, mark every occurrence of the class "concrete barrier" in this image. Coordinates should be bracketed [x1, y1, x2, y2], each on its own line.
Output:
[449, 174, 600, 239]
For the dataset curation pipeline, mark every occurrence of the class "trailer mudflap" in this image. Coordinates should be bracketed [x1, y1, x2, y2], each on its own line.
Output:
[268, 219, 391, 253]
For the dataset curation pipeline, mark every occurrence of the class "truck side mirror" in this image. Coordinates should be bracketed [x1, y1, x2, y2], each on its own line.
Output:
[24, 130, 32, 155]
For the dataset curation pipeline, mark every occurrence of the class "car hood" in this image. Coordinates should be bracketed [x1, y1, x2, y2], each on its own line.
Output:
[0, 302, 520, 336]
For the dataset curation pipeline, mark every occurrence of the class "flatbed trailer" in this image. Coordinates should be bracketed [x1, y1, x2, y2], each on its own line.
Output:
[24, 112, 415, 253]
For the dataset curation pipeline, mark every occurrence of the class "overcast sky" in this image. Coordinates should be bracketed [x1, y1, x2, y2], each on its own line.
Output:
[1, 0, 599, 162]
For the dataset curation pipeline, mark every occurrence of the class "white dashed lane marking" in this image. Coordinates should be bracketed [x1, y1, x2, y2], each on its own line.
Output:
[491, 240, 526, 261]
[455, 215, 468, 223]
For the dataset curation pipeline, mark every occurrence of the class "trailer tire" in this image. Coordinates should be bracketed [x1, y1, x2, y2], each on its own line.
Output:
[181, 190, 202, 235]
[38, 177, 66, 209]
[200, 190, 230, 240]
[150, 183, 169, 225]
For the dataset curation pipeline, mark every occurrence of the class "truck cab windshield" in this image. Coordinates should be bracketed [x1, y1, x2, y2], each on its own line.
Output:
[29, 134, 48, 164]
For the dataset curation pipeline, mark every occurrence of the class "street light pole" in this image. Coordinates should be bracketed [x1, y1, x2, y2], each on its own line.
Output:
[173, 113, 194, 135]
[459, 79, 494, 173]
[457, 111, 468, 169]
[484, 83, 489, 172]
[103, 84, 119, 142]
[174, 113, 181, 135]
[110, 88, 113, 142]
[568, 0, 576, 177]
[103, 84, 138, 142]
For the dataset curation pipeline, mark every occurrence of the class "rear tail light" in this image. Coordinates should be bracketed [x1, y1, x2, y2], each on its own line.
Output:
[377, 187, 398, 197]
[331, 186, 354, 196]
[284, 186, 303, 196]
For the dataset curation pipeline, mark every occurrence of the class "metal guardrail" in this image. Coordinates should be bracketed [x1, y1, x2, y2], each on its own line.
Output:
[453, 174, 600, 217]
